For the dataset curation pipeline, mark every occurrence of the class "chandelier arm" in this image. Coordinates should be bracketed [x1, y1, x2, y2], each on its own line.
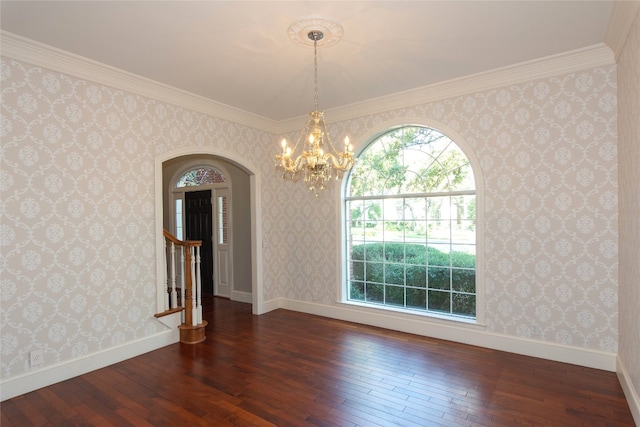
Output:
[322, 153, 355, 171]
[280, 155, 304, 174]
[274, 25, 354, 196]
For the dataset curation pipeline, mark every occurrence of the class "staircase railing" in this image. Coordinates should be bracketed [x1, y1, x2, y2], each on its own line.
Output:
[155, 229, 207, 344]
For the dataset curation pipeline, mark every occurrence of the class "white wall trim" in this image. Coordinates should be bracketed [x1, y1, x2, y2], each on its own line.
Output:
[0, 30, 274, 132]
[278, 44, 615, 133]
[0, 328, 177, 402]
[605, 0, 640, 60]
[264, 298, 617, 372]
[262, 298, 283, 314]
[231, 290, 253, 304]
[2, 31, 614, 138]
[617, 357, 640, 426]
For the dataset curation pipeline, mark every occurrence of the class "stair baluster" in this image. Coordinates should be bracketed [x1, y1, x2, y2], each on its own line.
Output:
[155, 229, 207, 344]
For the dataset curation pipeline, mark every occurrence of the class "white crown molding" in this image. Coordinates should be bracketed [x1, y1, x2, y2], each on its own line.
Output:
[277, 43, 615, 133]
[265, 298, 618, 372]
[605, 0, 640, 60]
[0, 30, 277, 133]
[2, 30, 615, 137]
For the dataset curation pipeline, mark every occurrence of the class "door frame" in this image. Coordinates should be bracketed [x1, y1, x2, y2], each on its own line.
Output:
[155, 147, 264, 314]
[170, 161, 232, 298]
[212, 188, 232, 297]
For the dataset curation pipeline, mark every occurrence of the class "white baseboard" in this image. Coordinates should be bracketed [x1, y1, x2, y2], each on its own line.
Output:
[0, 327, 178, 402]
[262, 297, 282, 313]
[617, 357, 640, 426]
[231, 290, 253, 304]
[2, 298, 622, 403]
[265, 298, 618, 372]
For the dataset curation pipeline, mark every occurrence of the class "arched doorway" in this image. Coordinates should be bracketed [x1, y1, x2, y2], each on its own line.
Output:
[155, 148, 265, 314]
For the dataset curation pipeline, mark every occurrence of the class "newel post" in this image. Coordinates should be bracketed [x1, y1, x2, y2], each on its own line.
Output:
[178, 240, 207, 344]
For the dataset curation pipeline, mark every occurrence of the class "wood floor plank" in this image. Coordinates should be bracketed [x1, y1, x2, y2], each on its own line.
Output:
[1, 297, 634, 426]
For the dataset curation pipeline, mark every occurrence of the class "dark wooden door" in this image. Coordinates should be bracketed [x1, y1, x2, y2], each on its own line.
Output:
[185, 190, 214, 294]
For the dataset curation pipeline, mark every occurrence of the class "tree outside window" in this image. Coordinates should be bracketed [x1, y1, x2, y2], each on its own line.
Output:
[345, 126, 477, 319]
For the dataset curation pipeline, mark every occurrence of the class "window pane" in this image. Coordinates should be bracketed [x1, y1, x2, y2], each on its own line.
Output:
[383, 198, 404, 221]
[366, 283, 384, 303]
[345, 125, 476, 320]
[175, 199, 183, 240]
[449, 162, 475, 191]
[427, 197, 450, 220]
[218, 196, 227, 244]
[406, 220, 427, 242]
[406, 264, 427, 288]
[365, 262, 384, 283]
[407, 288, 426, 309]
[427, 220, 450, 243]
[452, 293, 475, 317]
[386, 285, 405, 306]
[428, 290, 450, 313]
[350, 281, 365, 301]
[406, 244, 427, 265]
[347, 200, 365, 242]
[453, 221, 475, 245]
[451, 250, 476, 268]
[363, 243, 382, 261]
[364, 199, 383, 239]
[405, 198, 427, 220]
[428, 266, 450, 290]
[351, 261, 364, 280]
[428, 245, 450, 266]
[452, 269, 475, 292]
[384, 263, 405, 285]
[384, 242, 405, 262]
[176, 167, 226, 187]
[351, 245, 365, 261]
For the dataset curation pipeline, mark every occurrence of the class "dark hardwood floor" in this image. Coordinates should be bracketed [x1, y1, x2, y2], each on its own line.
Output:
[1, 297, 634, 426]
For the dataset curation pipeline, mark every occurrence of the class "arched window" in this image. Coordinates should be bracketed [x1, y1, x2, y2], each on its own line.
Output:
[344, 125, 477, 320]
[176, 166, 226, 187]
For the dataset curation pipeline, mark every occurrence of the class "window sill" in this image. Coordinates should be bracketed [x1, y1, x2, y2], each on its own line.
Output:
[338, 299, 486, 329]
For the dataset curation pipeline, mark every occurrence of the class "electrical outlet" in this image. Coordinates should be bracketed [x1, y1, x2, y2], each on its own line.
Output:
[30, 349, 43, 367]
[531, 325, 540, 336]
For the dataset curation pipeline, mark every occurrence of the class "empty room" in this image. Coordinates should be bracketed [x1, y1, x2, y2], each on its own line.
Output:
[1, 1, 639, 425]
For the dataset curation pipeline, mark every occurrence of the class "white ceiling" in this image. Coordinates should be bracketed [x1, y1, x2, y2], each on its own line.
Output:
[1, 1, 617, 121]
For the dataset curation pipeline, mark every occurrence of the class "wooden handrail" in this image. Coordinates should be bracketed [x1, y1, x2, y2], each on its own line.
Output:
[163, 229, 201, 247]
[159, 229, 207, 343]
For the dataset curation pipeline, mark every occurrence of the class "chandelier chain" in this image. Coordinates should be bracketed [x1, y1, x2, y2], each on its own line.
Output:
[274, 26, 354, 196]
[314, 36, 319, 112]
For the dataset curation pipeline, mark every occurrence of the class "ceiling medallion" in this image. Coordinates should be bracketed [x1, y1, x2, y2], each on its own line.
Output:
[276, 18, 354, 197]
[287, 18, 344, 48]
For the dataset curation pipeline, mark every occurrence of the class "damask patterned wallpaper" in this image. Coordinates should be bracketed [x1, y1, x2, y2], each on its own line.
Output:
[0, 58, 278, 381]
[282, 65, 619, 352]
[617, 5, 640, 408]
[1, 49, 619, 385]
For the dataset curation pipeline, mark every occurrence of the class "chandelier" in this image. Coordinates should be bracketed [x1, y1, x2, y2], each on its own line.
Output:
[275, 28, 355, 197]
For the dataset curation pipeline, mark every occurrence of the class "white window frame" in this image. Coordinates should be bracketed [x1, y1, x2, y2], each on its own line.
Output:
[341, 123, 485, 325]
